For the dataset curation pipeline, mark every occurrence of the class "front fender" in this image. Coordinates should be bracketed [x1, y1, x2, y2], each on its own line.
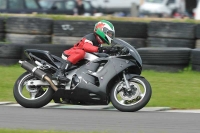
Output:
[106, 73, 144, 97]
[125, 74, 144, 80]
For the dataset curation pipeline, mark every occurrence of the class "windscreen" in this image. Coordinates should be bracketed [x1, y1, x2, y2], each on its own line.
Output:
[112, 38, 142, 67]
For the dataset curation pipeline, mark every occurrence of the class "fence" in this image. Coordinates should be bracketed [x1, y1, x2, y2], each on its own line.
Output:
[0, 16, 200, 72]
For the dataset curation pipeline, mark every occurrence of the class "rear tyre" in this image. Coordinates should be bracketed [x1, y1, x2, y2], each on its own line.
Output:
[110, 77, 152, 112]
[13, 72, 54, 108]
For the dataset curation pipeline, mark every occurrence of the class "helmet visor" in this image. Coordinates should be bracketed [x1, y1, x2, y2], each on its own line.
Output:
[103, 27, 115, 39]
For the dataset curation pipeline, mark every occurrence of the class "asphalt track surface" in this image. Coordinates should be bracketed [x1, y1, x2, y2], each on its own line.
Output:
[1, 103, 200, 133]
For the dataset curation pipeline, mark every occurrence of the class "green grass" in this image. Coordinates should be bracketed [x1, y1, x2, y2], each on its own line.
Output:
[0, 129, 106, 133]
[0, 64, 25, 101]
[1, 65, 200, 109]
[141, 69, 200, 109]
[1, 13, 200, 23]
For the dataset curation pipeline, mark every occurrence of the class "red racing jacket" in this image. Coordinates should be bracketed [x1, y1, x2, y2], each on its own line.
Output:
[73, 33, 103, 52]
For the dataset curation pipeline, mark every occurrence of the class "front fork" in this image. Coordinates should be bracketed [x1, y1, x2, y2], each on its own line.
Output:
[123, 71, 131, 91]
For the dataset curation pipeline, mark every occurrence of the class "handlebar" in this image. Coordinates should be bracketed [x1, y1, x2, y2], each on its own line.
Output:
[108, 46, 129, 56]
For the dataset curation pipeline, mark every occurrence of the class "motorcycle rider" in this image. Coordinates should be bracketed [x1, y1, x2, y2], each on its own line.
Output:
[53, 20, 116, 83]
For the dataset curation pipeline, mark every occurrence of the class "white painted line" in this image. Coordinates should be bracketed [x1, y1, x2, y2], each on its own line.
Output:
[0, 102, 14, 105]
[4, 104, 22, 107]
[3, 103, 199, 113]
[44, 103, 62, 107]
[162, 110, 200, 113]
[54, 105, 115, 110]
[141, 107, 171, 111]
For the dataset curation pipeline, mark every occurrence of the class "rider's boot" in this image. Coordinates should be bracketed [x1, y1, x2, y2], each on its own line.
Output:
[53, 60, 72, 83]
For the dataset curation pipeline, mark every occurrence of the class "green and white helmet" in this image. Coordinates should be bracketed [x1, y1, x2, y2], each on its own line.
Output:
[94, 20, 115, 45]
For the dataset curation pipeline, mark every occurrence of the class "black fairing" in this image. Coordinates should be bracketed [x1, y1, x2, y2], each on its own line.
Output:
[113, 38, 142, 68]
[24, 49, 88, 71]
[70, 57, 139, 104]
[24, 49, 64, 68]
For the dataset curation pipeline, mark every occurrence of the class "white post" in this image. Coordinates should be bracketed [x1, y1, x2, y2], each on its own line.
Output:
[130, 3, 138, 17]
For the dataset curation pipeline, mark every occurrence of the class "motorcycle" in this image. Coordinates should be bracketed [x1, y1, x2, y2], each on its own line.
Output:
[13, 38, 152, 112]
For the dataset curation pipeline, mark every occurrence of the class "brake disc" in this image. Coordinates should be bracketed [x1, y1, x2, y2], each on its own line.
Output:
[25, 80, 38, 93]
[119, 82, 141, 100]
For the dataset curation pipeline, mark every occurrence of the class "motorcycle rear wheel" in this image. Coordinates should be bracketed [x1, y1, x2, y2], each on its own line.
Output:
[110, 77, 152, 112]
[13, 72, 54, 108]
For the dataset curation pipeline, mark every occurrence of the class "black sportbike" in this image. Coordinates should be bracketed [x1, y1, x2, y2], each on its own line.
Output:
[13, 38, 152, 112]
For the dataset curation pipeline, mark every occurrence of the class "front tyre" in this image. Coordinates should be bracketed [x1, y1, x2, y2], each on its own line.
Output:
[110, 77, 152, 112]
[13, 72, 54, 108]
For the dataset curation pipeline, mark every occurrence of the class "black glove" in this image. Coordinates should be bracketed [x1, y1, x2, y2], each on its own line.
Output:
[109, 47, 121, 54]
[98, 46, 121, 54]
[98, 47, 109, 53]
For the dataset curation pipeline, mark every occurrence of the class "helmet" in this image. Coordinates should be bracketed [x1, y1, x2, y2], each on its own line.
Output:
[94, 20, 115, 45]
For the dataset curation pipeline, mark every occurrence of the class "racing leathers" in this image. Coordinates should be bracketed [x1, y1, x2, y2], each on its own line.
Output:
[54, 33, 105, 83]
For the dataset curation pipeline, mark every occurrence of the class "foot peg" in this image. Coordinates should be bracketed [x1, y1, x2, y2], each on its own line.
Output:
[57, 76, 70, 83]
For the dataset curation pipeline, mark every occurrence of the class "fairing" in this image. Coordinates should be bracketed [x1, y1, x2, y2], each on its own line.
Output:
[112, 38, 142, 68]
[70, 57, 139, 104]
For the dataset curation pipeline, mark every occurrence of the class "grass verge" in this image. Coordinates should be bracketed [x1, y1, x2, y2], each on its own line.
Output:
[1, 13, 200, 23]
[0, 65, 200, 109]
[141, 69, 200, 109]
[0, 129, 106, 133]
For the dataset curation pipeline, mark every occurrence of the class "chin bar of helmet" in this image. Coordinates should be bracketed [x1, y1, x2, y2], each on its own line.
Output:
[19, 60, 58, 91]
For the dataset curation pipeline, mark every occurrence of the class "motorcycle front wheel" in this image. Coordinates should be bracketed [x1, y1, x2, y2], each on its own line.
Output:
[110, 77, 152, 112]
[13, 72, 54, 108]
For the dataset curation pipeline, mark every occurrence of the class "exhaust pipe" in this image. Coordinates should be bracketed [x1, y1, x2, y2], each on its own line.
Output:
[19, 60, 58, 91]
